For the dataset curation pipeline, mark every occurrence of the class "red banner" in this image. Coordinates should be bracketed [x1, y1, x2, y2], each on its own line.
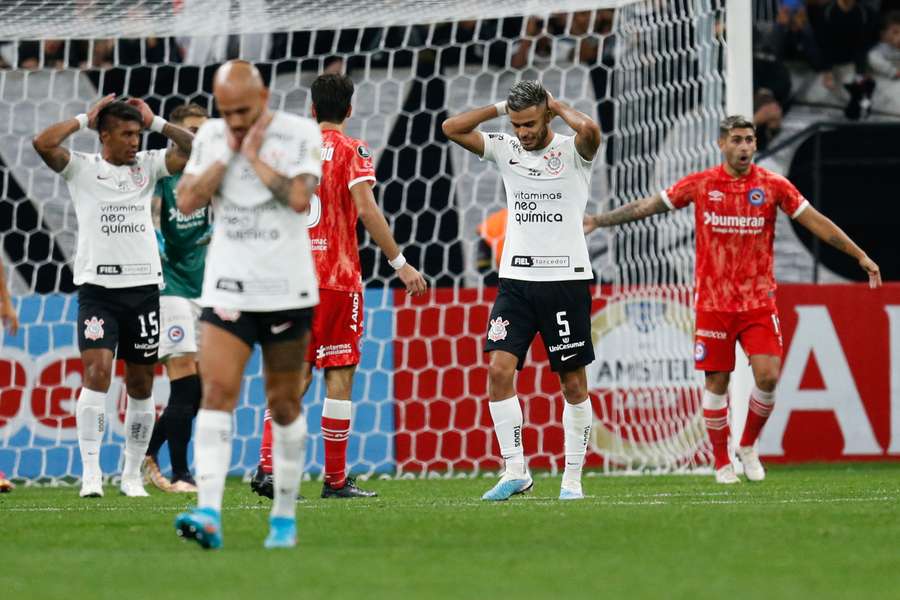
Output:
[393, 284, 900, 472]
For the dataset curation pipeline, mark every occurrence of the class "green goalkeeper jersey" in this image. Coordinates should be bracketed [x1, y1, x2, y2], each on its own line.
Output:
[156, 173, 210, 299]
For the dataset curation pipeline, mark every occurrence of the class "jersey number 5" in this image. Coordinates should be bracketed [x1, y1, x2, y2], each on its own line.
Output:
[557, 311, 570, 337]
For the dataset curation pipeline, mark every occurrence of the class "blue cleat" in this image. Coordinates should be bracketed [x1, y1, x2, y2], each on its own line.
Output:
[559, 481, 584, 500]
[175, 507, 223, 550]
[481, 474, 533, 501]
[264, 516, 297, 549]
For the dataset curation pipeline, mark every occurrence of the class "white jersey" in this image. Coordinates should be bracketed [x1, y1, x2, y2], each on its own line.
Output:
[481, 131, 593, 281]
[62, 149, 168, 288]
[185, 111, 321, 312]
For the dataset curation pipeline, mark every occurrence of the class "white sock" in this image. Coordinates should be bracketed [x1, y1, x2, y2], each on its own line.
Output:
[562, 398, 593, 485]
[122, 395, 155, 480]
[195, 409, 233, 513]
[76, 388, 107, 481]
[488, 396, 526, 477]
[271, 413, 308, 519]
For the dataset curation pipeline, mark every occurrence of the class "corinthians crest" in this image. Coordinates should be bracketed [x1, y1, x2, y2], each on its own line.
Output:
[487, 316, 509, 342]
[129, 165, 145, 187]
[543, 149, 564, 176]
[83, 316, 105, 341]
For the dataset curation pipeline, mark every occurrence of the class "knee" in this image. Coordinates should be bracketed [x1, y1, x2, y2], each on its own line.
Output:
[561, 377, 588, 403]
[488, 361, 515, 389]
[202, 377, 238, 410]
[83, 360, 112, 391]
[125, 370, 154, 399]
[268, 394, 301, 424]
[755, 370, 780, 393]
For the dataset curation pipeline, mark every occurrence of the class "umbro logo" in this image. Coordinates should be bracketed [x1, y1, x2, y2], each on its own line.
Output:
[270, 322, 293, 335]
[708, 190, 724, 202]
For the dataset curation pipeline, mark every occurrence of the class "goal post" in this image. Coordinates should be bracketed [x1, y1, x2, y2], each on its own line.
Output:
[0, 0, 734, 482]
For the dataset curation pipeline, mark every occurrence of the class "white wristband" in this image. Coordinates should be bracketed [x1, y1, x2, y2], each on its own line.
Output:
[494, 101, 508, 116]
[150, 115, 167, 133]
[388, 253, 407, 270]
[75, 113, 88, 130]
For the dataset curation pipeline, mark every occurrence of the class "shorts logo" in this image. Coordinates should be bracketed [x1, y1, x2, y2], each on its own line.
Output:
[543, 149, 564, 176]
[488, 316, 510, 342]
[167, 325, 185, 343]
[83, 316, 105, 341]
[213, 307, 241, 322]
[747, 187, 765, 206]
[694, 340, 707, 362]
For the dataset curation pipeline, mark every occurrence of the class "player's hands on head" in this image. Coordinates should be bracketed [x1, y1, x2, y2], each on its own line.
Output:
[87, 93, 117, 130]
[0, 298, 18, 336]
[860, 256, 882, 289]
[125, 98, 154, 129]
[398, 264, 428, 297]
[241, 111, 273, 161]
[545, 90, 559, 117]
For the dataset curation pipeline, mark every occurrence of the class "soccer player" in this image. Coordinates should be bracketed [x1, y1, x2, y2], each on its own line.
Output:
[32, 95, 194, 498]
[143, 103, 210, 493]
[584, 115, 882, 483]
[443, 81, 601, 501]
[172, 60, 321, 550]
[251, 73, 427, 500]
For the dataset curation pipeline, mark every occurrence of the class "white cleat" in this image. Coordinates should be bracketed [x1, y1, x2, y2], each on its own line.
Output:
[715, 464, 741, 484]
[736, 446, 766, 482]
[120, 477, 150, 497]
[79, 476, 104, 498]
[559, 480, 584, 501]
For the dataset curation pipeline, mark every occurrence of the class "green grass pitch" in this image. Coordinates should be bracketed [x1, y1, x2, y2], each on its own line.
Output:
[3, 464, 899, 600]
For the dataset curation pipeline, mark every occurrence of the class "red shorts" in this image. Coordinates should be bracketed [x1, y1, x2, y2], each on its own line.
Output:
[305, 289, 364, 369]
[693, 307, 783, 372]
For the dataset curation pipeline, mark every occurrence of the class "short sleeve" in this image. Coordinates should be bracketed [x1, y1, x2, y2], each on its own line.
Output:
[183, 121, 217, 176]
[775, 176, 809, 219]
[283, 120, 322, 179]
[60, 151, 89, 181]
[661, 174, 699, 210]
[347, 140, 377, 190]
[480, 131, 502, 163]
[146, 149, 170, 181]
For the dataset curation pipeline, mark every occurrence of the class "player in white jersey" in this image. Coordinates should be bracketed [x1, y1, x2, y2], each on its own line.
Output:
[33, 96, 194, 498]
[172, 61, 321, 550]
[443, 80, 601, 501]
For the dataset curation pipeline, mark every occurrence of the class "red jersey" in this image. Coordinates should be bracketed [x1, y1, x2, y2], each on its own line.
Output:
[662, 164, 809, 312]
[309, 129, 376, 292]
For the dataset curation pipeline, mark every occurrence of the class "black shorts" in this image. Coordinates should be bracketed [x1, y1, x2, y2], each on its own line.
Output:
[199, 306, 314, 349]
[77, 283, 161, 364]
[484, 278, 594, 372]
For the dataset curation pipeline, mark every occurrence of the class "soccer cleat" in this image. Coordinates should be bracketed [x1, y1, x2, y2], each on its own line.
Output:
[715, 464, 741, 484]
[120, 476, 150, 497]
[481, 473, 534, 501]
[263, 516, 297, 549]
[321, 477, 378, 499]
[142, 456, 174, 492]
[559, 480, 584, 501]
[736, 446, 766, 482]
[175, 507, 223, 550]
[250, 465, 274, 499]
[170, 479, 198, 493]
[0, 471, 15, 493]
[79, 476, 104, 498]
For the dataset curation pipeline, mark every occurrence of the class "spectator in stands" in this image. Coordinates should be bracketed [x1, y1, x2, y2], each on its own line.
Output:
[17, 39, 88, 69]
[753, 88, 784, 151]
[813, 0, 879, 89]
[868, 10, 900, 78]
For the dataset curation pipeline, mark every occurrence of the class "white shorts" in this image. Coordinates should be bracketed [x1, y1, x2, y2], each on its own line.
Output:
[159, 296, 202, 360]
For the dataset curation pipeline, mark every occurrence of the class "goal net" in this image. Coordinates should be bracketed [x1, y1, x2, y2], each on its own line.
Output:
[0, 0, 725, 482]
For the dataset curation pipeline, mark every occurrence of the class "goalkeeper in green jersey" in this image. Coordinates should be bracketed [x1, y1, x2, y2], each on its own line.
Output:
[143, 103, 210, 492]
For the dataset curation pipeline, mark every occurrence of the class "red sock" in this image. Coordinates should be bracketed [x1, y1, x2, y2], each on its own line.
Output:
[260, 409, 273, 474]
[703, 407, 731, 469]
[322, 398, 351, 488]
[740, 390, 775, 448]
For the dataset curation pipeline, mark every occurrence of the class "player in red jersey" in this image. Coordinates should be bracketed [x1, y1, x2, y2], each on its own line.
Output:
[251, 73, 427, 498]
[584, 115, 881, 483]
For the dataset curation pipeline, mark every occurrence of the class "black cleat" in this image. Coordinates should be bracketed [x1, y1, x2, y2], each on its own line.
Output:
[250, 465, 274, 499]
[321, 477, 378, 499]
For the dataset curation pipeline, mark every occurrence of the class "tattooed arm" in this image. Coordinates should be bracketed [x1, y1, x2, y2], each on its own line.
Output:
[583, 194, 670, 233]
